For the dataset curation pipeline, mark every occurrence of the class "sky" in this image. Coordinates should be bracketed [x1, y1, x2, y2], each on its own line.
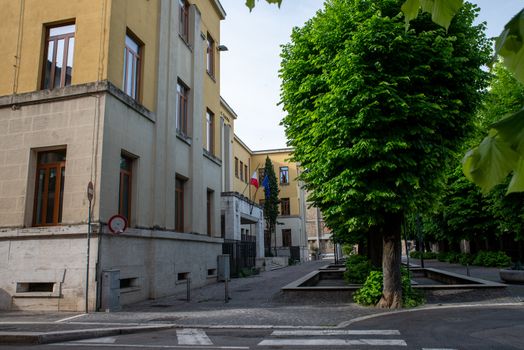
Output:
[219, 0, 524, 151]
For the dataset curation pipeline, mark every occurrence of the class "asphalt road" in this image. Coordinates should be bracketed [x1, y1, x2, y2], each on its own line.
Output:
[4, 305, 522, 350]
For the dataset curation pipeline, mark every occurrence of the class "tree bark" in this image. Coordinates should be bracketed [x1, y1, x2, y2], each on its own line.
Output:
[377, 213, 402, 308]
[367, 228, 383, 269]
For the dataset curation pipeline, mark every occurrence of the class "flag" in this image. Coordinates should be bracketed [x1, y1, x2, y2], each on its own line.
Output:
[262, 174, 270, 198]
[250, 171, 259, 189]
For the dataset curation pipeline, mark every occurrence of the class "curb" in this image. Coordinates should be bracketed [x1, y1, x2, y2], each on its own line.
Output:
[0, 324, 173, 344]
[336, 301, 524, 328]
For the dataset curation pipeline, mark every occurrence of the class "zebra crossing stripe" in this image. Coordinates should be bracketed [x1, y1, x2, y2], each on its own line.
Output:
[272, 329, 401, 336]
[176, 328, 213, 345]
[258, 338, 407, 346]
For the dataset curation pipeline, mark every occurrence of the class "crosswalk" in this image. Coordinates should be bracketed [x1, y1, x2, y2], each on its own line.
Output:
[66, 327, 458, 349]
[258, 329, 407, 347]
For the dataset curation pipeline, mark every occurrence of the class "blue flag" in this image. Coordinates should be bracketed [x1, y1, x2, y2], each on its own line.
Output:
[262, 174, 270, 198]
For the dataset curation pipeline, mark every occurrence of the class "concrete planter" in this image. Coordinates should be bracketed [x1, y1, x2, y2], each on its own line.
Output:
[499, 269, 524, 284]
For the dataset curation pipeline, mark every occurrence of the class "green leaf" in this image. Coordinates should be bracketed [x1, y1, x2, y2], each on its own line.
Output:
[491, 107, 524, 154]
[420, 0, 464, 31]
[401, 0, 463, 31]
[462, 133, 519, 193]
[496, 9, 524, 84]
[245, 0, 282, 12]
[401, 0, 421, 31]
[507, 157, 524, 193]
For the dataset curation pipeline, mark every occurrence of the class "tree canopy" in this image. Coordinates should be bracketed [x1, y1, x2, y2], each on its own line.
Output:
[279, 0, 490, 307]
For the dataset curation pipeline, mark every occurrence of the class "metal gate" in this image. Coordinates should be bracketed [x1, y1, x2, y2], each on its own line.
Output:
[222, 240, 256, 277]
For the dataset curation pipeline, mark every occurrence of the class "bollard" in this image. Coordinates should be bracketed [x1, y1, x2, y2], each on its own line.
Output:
[186, 277, 191, 302]
[466, 264, 470, 277]
[224, 278, 229, 303]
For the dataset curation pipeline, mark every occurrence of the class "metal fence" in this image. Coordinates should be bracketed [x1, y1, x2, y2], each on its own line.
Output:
[222, 240, 256, 277]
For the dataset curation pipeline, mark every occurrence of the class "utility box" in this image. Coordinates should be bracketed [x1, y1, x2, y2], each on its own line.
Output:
[101, 269, 121, 312]
[217, 255, 230, 282]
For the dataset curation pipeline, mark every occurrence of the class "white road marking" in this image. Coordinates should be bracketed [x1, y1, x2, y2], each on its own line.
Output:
[76, 336, 117, 343]
[55, 314, 87, 323]
[272, 329, 401, 336]
[177, 328, 213, 345]
[55, 343, 248, 349]
[258, 338, 407, 346]
[422, 348, 458, 350]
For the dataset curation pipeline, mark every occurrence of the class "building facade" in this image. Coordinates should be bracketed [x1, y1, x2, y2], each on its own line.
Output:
[0, 0, 228, 311]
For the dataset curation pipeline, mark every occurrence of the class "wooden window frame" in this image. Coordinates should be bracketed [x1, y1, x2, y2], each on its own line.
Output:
[206, 33, 215, 77]
[175, 177, 185, 232]
[33, 150, 66, 226]
[207, 190, 213, 236]
[258, 168, 265, 184]
[179, 0, 190, 43]
[280, 166, 289, 185]
[235, 157, 239, 178]
[282, 229, 292, 247]
[281, 198, 290, 216]
[41, 23, 75, 90]
[206, 109, 214, 154]
[244, 164, 248, 184]
[123, 31, 142, 101]
[239, 161, 244, 181]
[119, 155, 133, 223]
[176, 80, 189, 136]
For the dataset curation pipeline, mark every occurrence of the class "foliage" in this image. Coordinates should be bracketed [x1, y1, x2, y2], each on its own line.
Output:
[401, 0, 463, 31]
[344, 254, 376, 284]
[353, 271, 384, 305]
[245, 0, 281, 11]
[353, 269, 424, 307]
[280, 0, 490, 237]
[263, 156, 280, 254]
[472, 251, 512, 268]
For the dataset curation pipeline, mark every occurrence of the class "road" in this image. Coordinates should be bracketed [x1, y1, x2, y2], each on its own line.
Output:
[4, 305, 522, 350]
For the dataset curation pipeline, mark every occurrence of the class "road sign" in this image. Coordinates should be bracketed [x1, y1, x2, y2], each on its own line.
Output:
[87, 181, 94, 202]
[108, 214, 127, 234]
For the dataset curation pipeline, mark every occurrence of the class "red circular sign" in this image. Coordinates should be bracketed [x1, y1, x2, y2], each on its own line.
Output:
[108, 215, 127, 234]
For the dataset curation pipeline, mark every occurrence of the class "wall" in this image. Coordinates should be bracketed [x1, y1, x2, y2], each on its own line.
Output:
[0, 0, 111, 96]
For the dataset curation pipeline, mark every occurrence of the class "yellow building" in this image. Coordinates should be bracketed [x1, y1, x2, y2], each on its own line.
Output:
[0, 0, 228, 311]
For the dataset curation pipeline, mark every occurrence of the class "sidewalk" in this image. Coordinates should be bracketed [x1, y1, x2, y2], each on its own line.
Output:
[1, 258, 522, 344]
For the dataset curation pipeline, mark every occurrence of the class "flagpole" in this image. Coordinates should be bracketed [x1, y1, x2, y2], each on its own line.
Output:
[249, 186, 260, 215]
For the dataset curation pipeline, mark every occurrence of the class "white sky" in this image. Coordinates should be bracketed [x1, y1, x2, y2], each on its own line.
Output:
[219, 0, 524, 151]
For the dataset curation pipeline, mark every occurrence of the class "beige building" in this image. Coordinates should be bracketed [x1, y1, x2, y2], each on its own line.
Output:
[0, 0, 228, 311]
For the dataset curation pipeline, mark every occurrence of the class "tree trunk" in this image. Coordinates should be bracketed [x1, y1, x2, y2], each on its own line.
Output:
[367, 228, 383, 268]
[377, 213, 402, 309]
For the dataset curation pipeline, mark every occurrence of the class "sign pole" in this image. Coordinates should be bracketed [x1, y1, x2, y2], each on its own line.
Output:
[86, 182, 94, 313]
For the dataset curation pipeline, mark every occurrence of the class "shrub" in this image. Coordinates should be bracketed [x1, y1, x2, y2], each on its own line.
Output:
[473, 251, 511, 268]
[458, 253, 475, 266]
[353, 271, 383, 305]
[409, 251, 421, 259]
[353, 269, 425, 307]
[409, 251, 437, 260]
[344, 255, 376, 284]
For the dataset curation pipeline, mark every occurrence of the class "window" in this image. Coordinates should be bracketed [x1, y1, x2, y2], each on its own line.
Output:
[206, 33, 215, 77]
[206, 109, 214, 154]
[179, 0, 189, 42]
[175, 177, 185, 232]
[244, 165, 248, 184]
[280, 166, 289, 185]
[33, 150, 66, 226]
[119, 155, 133, 222]
[234, 157, 239, 178]
[258, 168, 265, 184]
[239, 161, 244, 181]
[282, 229, 292, 247]
[176, 80, 189, 136]
[281, 198, 290, 216]
[207, 190, 213, 236]
[123, 33, 141, 100]
[42, 24, 75, 89]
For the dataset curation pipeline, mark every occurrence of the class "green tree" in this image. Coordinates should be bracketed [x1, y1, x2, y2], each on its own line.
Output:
[280, 0, 490, 308]
[263, 156, 280, 255]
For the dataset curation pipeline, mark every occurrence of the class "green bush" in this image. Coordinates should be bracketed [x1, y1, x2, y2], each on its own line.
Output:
[353, 271, 383, 305]
[458, 253, 475, 266]
[473, 251, 512, 268]
[353, 269, 425, 307]
[409, 251, 421, 259]
[344, 255, 376, 284]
